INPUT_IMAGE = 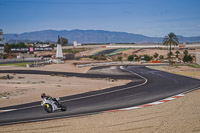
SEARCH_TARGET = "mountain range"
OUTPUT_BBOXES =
[4,29,200,44]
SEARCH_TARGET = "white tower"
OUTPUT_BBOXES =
[56,44,63,58]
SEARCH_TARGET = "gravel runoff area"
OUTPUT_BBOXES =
[0,64,200,133]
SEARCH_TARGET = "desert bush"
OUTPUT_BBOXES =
[117,56,122,61]
[128,55,134,61]
[175,51,180,58]
[183,54,193,63]
[89,54,107,60]
[182,49,193,63]
[183,50,188,55]
[128,54,138,61]
[143,54,153,61]
[159,55,164,59]
[153,52,159,59]
[0,75,14,79]
[3,54,9,59]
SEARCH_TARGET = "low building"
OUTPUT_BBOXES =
[0,29,4,58]
[34,43,50,47]
[73,40,81,46]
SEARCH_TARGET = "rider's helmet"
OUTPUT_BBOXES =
[41,93,46,98]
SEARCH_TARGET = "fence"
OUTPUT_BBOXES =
[0,58,42,64]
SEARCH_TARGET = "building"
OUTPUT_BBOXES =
[0,29,4,57]
[73,40,81,47]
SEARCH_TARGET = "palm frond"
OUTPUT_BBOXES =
[163,32,179,46]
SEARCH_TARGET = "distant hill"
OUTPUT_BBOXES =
[4,29,200,44]
[6,39,56,44]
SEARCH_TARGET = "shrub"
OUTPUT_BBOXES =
[175,51,180,58]
[93,56,99,60]
[153,52,159,59]
[183,55,193,63]
[159,55,164,59]
[128,54,139,61]
[143,54,153,61]
[3,54,9,59]
[88,55,93,58]
[128,55,134,61]
[117,56,122,61]
[133,54,139,61]
[89,55,107,60]
[183,50,188,55]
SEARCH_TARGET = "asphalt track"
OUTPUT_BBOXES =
[0,65,200,126]
[93,48,118,55]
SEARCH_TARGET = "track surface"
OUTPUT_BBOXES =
[93,49,118,55]
[0,65,200,125]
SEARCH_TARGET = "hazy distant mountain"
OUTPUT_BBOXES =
[4,29,200,44]
[6,39,55,44]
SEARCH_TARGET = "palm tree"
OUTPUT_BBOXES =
[163,32,179,59]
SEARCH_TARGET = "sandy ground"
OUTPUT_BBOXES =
[0,63,200,133]
[0,74,129,108]
[148,65,200,79]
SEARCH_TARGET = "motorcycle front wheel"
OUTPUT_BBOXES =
[44,104,53,113]
[61,105,67,111]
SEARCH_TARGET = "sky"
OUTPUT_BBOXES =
[0,0,200,37]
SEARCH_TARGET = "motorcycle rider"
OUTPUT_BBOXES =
[41,93,60,107]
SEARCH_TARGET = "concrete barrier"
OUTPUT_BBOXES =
[76,61,139,67]
[0,58,42,64]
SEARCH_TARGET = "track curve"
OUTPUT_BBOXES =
[0,65,200,125]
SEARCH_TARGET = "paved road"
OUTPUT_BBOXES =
[0,65,199,125]
[93,48,118,55]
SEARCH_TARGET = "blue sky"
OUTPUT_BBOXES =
[0,0,200,37]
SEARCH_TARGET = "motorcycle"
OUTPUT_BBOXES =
[41,97,67,113]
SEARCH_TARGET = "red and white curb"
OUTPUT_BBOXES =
[106,93,185,112]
